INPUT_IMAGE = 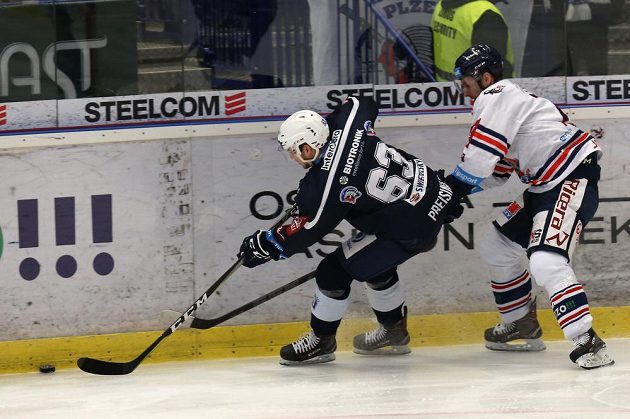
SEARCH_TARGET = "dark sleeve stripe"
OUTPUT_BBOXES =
[477,123,508,145]
[470,139,505,158]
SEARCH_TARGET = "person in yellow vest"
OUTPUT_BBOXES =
[432,0,514,81]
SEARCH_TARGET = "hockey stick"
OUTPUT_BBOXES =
[160,269,315,329]
[185,269,315,329]
[77,205,296,375]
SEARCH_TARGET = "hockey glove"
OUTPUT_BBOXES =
[436,170,465,224]
[238,230,280,268]
[444,197,465,224]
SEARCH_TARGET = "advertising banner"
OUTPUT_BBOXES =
[0,140,194,340]
[0,119,628,340]
[55,85,371,129]
[566,75,630,106]
[0,0,137,103]
[0,76,626,136]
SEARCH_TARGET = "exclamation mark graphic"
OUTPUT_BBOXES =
[55,197,77,278]
[18,199,40,281]
[92,194,114,275]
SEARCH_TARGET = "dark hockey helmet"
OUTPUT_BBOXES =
[454,44,504,80]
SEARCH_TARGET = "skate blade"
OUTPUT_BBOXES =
[279,353,336,366]
[575,348,615,370]
[485,338,546,352]
[353,344,411,356]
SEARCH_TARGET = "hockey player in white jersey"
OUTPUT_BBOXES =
[444,44,614,369]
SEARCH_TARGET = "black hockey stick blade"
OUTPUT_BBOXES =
[77,358,136,376]
[190,270,316,329]
[76,205,296,375]
[77,258,243,375]
[77,338,162,375]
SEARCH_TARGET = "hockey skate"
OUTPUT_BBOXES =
[485,297,546,352]
[353,316,411,355]
[279,330,336,366]
[570,328,614,369]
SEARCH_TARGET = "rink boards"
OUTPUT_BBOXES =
[0,80,629,373]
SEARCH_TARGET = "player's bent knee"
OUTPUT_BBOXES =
[529,250,574,289]
[316,254,352,296]
[366,269,398,290]
[479,227,524,268]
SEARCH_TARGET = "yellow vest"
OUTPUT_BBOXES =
[432,1,514,81]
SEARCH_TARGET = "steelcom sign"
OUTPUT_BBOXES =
[0,0,137,102]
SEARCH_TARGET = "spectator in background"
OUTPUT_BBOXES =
[431,0,514,81]
[565,0,625,76]
[521,0,624,77]
[308,0,342,85]
[243,0,281,88]
[520,0,565,77]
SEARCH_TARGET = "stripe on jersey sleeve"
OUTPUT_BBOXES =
[493,160,514,178]
[531,131,591,186]
[470,124,509,158]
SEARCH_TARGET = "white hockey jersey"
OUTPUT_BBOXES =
[452,79,602,193]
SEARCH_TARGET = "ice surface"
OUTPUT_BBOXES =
[1,339,629,418]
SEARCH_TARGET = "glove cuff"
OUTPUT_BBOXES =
[264,230,286,260]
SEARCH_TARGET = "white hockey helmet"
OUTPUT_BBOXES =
[277,110,329,166]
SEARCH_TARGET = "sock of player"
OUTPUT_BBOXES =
[310,287,349,336]
[365,279,405,324]
[491,270,533,323]
[530,251,593,340]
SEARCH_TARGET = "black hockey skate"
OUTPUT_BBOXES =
[485,297,546,352]
[570,328,614,369]
[279,330,336,366]
[353,316,411,355]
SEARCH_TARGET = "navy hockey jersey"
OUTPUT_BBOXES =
[268,96,454,258]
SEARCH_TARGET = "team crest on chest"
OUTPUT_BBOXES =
[339,186,362,204]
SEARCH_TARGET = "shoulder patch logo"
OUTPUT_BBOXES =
[502,201,522,220]
[339,186,362,204]
[364,120,376,136]
[286,215,309,236]
[484,85,505,95]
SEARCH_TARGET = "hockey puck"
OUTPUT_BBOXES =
[39,364,55,373]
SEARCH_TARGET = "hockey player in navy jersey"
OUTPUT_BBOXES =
[237,96,464,365]
[445,44,614,369]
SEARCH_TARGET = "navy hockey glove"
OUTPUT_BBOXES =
[444,197,465,224]
[238,230,280,268]
[436,170,465,224]
[443,173,475,197]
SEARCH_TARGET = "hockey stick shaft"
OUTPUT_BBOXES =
[189,269,316,329]
[77,205,296,375]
